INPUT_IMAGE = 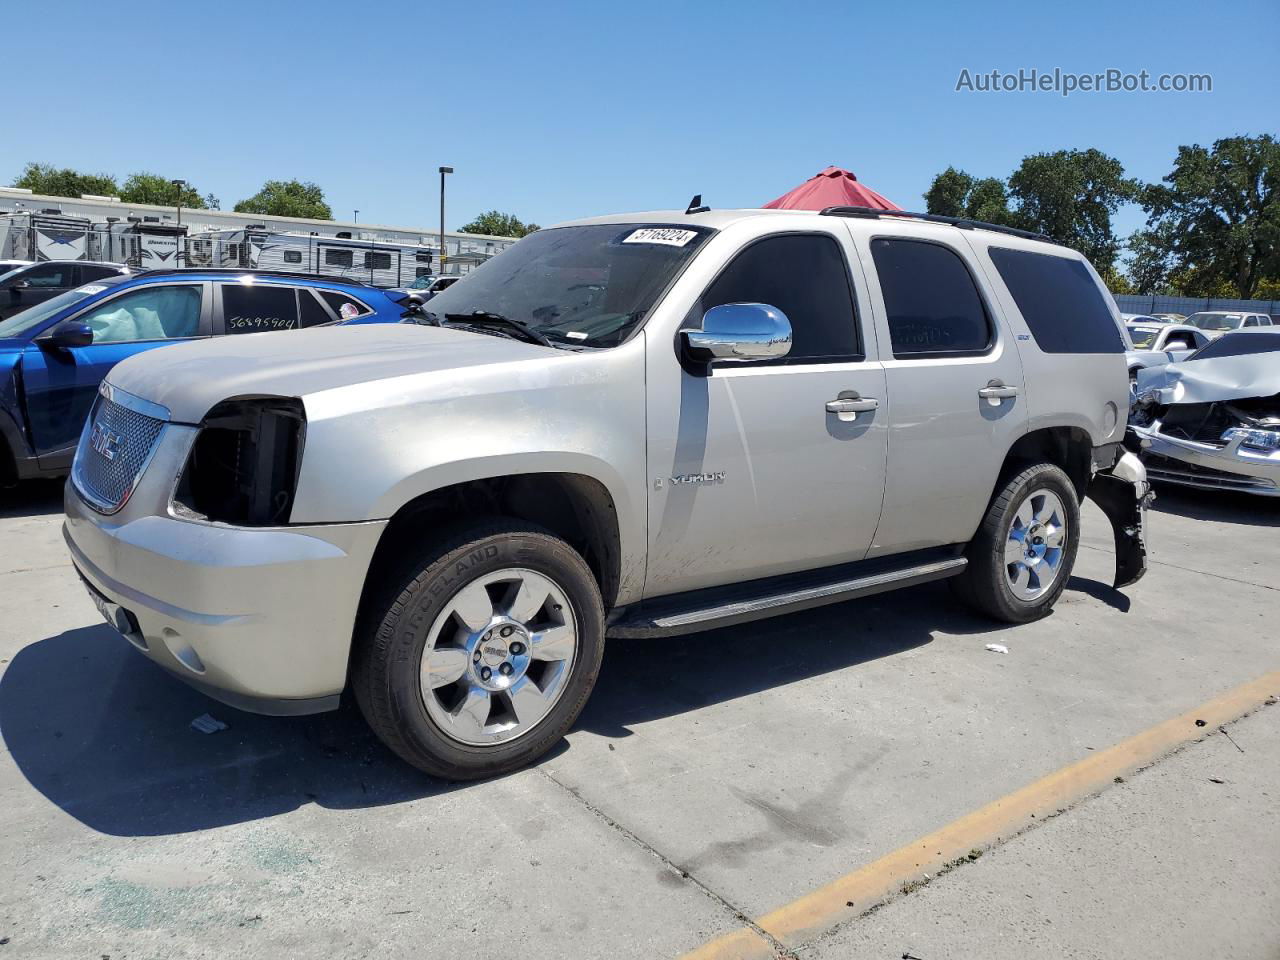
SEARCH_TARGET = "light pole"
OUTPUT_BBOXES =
[170,179,186,227]
[438,166,453,276]
[353,209,359,224]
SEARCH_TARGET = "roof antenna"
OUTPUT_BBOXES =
[685,194,710,215]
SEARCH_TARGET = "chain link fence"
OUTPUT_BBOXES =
[1115,294,1280,318]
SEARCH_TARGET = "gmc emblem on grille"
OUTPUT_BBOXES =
[90,422,122,461]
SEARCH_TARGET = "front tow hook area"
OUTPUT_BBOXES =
[1087,450,1153,589]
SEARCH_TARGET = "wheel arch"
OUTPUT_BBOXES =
[355,471,626,630]
[998,425,1093,502]
[0,406,27,486]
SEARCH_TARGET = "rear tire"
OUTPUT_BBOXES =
[952,463,1080,623]
[352,520,604,780]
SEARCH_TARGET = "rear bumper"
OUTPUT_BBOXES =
[1087,449,1152,589]
[1133,425,1280,497]
[65,482,386,714]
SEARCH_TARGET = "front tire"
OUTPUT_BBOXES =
[352,521,605,780]
[952,463,1080,623]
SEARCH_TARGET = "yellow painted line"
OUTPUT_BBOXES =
[683,670,1280,960]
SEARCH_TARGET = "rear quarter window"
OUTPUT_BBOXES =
[988,247,1124,354]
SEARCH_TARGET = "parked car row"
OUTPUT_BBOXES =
[0,268,417,484]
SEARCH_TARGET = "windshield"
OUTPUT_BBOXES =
[0,281,122,338]
[1187,332,1280,361]
[1126,326,1158,349]
[410,275,434,289]
[1186,312,1244,332]
[424,223,714,347]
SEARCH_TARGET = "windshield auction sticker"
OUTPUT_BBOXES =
[621,227,698,247]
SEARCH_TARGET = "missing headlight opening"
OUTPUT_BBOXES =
[173,398,306,526]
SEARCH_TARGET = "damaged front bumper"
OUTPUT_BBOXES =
[1131,424,1280,497]
[1086,447,1152,589]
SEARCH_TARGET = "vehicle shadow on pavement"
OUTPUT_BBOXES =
[1150,484,1280,527]
[0,624,456,837]
[0,480,64,519]
[576,580,1011,739]
[2,580,1092,837]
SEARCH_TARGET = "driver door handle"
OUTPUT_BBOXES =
[826,395,879,421]
[978,382,1019,401]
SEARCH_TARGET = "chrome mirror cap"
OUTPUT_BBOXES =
[681,302,793,362]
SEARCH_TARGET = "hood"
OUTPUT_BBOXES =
[105,324,554,423]
[1135,353,1280,406]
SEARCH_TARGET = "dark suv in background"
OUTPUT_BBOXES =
[0,261,132,321]
[0,269,410,484]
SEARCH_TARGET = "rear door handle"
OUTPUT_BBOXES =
[826,395,879,421]
[978,382,1019,402]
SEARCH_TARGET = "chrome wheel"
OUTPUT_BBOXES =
[1004,488,1069,602]
[419,568,577,746]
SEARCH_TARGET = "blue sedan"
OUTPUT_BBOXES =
[0,269,411,484]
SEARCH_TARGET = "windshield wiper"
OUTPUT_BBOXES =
[444,311,555,348]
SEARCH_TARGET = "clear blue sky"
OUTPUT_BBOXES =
[3,0,1274,237]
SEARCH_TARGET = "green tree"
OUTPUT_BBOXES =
[924,167,973,217]
[924,167,1015,225]
[1139,135,1280,299]
[119,172,208,209]
[1123,225,1178,294]
[1007,149,1139,271]
[459,210,540,238]
[12,162,118,198]
[234,180,333,219]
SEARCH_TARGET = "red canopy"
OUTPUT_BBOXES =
[763,166,901,211]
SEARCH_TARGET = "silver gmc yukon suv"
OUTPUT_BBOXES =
[63,207,1150,779]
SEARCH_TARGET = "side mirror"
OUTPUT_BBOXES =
[398,292,428,322]
[681,303,793,362]
[40,319,94,349]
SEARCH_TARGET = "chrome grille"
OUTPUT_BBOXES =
[72,394,166,513]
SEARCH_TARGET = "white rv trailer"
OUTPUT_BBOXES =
[184,228,438,287]
[89,219,188,270]
[0,211,93,261]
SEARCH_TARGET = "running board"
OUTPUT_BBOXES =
[607,556,967,639]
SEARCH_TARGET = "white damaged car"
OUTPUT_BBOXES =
[1131,329,1280,496]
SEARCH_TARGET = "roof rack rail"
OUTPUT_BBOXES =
[135,267,375,287]
[818,206,1052,243]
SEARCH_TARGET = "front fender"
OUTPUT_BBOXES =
[1087,449,1151,588]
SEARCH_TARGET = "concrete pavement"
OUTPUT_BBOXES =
[0,479,1276,958]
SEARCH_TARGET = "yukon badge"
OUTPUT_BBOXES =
[90,421,122,461]
[656,471,726,489]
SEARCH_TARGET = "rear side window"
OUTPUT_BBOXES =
[81,264,121,282]
[988,247,1123,354]
[23,263,72,287]
[319,290,371,321]
[871,238,991,357]
[694,233,860,363]
[299,289,334,327]
[222,283,301,333]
